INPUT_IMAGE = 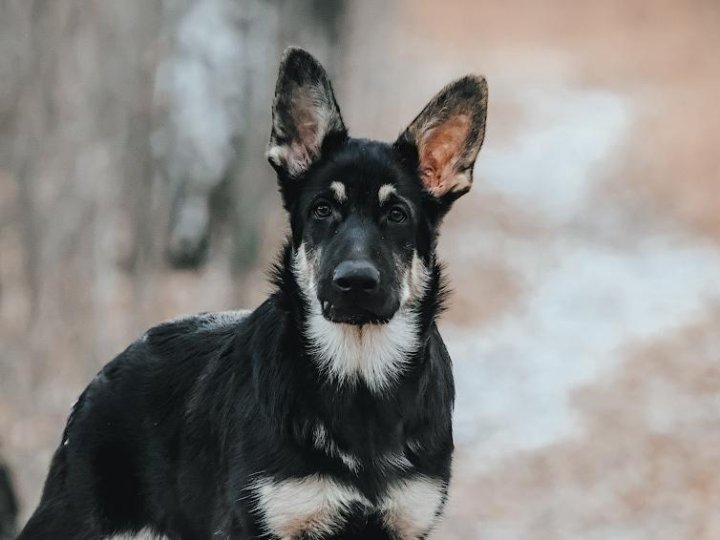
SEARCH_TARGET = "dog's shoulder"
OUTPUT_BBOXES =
[127,309,252,367]
[143,309,252,347]
[61,310,258,448]
[76,310,253,415]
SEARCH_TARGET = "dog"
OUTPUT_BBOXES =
[18,48,487,539]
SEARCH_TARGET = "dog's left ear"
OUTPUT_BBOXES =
[395,75,488,201]
[267,47,347,179]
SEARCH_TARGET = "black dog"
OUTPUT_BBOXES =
[19,48,487,539]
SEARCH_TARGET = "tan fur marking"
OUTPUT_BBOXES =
[330,181,347,202]
[253,475,370,538]
[378,183,397,204]
[381,476,446,539]
[418,113,472,196]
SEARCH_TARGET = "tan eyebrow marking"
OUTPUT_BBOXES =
[378,184,397,204]
[330,181,347,203]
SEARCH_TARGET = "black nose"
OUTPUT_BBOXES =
[332,260,380,294]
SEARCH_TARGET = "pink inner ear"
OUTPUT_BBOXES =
[291,91,321,155]
[418,114,471,196]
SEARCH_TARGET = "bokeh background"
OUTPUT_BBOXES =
[2,0,720,538]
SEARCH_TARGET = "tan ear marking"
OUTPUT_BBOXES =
[418,113,472,196]
[267,48,346,178]
[396,74,487,200]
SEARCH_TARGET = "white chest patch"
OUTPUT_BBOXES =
[380,476,447,539]
[293,245,429,392]
[251,475,370,539]
[251,474,446,540]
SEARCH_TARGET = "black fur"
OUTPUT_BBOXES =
[19,48,487,540]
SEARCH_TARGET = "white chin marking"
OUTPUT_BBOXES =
[308,310,420,392]
[293,244,430,392]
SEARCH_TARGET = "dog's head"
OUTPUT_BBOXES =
[268,48,487,326]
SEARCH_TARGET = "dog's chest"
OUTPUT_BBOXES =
[251,474,445,539]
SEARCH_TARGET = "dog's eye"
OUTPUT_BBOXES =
[312,202,333,219]
[388,206,408,223]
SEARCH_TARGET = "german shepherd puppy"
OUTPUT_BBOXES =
[19,48,487,540]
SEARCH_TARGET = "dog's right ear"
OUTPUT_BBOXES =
[267,48,347,179]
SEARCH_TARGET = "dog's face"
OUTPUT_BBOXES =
[268,48,487,326]
[288,141,432,325]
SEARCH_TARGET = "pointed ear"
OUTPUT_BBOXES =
[267,48,347,179]
[395,75,488,200]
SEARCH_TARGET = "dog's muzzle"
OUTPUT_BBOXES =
[318,260,397,325]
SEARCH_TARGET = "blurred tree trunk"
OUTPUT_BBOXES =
[0,0,162,364]
[153,0,343,284]
[153,0,346,303]
[0,0,347,337]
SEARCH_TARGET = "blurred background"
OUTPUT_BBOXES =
[1,0,720,538]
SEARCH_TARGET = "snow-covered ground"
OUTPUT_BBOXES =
[449,78,720,465]
[428,52,720,538]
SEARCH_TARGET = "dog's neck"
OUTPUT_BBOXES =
[301,299,422,393]
[273,242,445,393]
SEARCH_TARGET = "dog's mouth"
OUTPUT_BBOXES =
[320,300,394,326]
